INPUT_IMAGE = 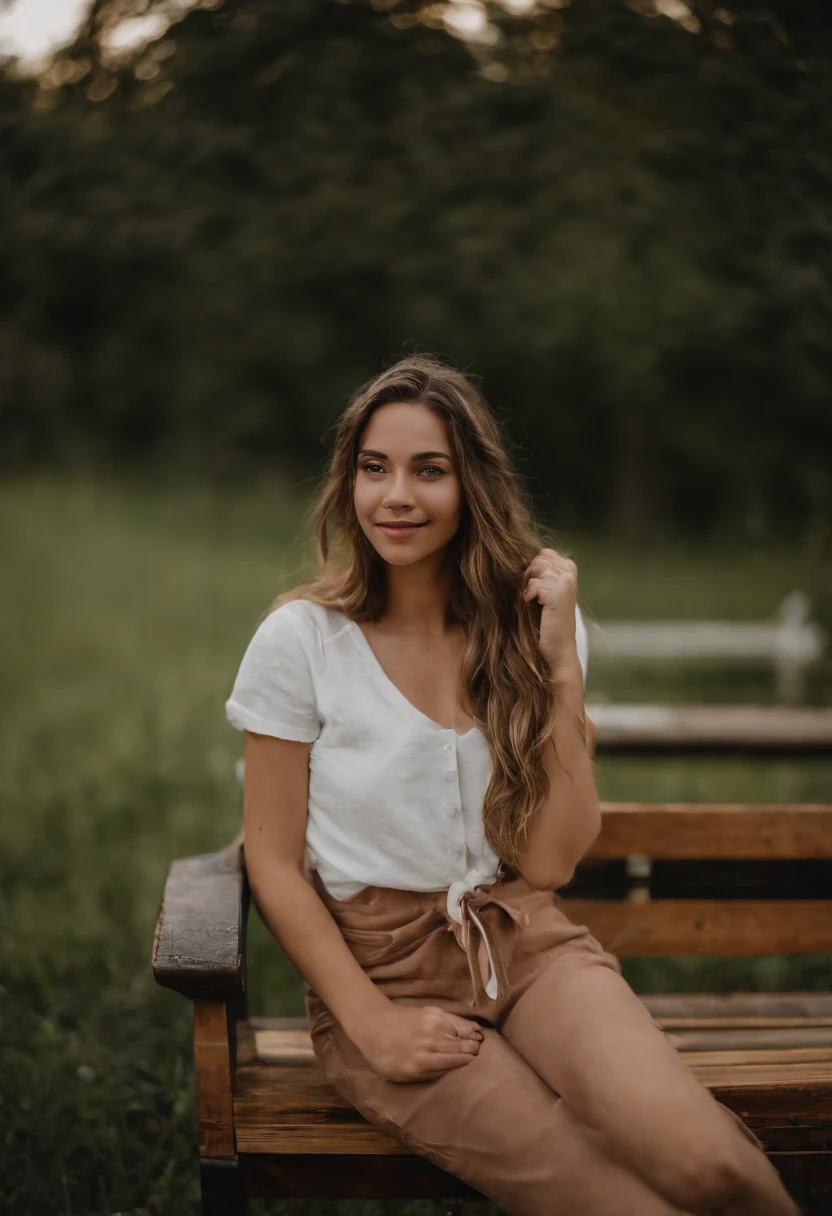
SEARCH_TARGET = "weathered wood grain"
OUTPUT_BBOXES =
[195,1000,236,1158]
[586,802,832,860]
[640,993,832,1019]
[664,1031,832,1052]
[152,835,249,999]
[563,898,832,955]
[246,1008,832,1066]
[231,1065,832,1156]
[231,1021,832,1156]
[155,812,832,1200]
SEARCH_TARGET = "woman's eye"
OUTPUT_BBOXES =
[361,462,384,474]
[419,466,444,478]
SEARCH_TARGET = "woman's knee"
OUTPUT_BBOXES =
[658,1146,747,1213]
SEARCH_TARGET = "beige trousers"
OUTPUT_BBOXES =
[305,872,799,1216]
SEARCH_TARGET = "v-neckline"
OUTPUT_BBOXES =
[345,616,480,740]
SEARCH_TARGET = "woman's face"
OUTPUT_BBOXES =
[353,401,464,567]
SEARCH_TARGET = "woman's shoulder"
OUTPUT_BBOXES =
[265,596,353,653]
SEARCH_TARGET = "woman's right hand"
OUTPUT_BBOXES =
[353,1003,484,1082]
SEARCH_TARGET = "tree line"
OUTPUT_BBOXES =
[1,0,831,540]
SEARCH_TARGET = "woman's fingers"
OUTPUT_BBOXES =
[524,551,576,583]
[442,1012,484,1039]
[424,1032,480,1057]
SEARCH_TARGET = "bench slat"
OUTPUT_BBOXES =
[252,1024,832,1063]
[233,1022,832,1155]
[248,1006,832,1066]
[640,993,832,1019]
[233,1069,832,1156]
[673,1047,832,1067]
[587,803,832,859]
[563,899,832,955]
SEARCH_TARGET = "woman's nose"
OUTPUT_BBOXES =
[382,470,415,507]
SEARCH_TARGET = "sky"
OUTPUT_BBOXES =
[0,0,695,72]
[0,0,90,62]
[0,0,526,65]
[0,0,175,64]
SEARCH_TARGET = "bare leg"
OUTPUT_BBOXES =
[501,947,800,1216]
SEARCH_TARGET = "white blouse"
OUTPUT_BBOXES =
[225,598,588,994]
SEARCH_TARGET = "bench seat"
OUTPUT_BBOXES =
[231,995,832,1195]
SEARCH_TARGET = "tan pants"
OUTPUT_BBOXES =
[306,873,799,1216]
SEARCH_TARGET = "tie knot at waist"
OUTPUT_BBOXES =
[443,870,529,1003]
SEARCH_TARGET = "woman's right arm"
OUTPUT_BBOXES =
[241,729,483,1082]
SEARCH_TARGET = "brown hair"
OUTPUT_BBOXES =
[272,350,565,872]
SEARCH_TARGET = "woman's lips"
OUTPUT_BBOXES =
[376,522,428,539]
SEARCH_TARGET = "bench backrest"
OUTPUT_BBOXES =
[565,802,832,958]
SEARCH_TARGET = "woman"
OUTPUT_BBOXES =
[225,352,798,1216]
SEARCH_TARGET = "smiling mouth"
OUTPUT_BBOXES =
[376,521,428,529]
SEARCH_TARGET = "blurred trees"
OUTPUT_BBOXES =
[1,0,831,541]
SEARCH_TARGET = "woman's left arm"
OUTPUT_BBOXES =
[514,550,602,891]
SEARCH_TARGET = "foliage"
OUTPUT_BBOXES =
[1,1,831,541]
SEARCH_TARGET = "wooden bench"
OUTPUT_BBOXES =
[152,802,832,1214]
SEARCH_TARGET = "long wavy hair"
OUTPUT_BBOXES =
[271,350,571,873]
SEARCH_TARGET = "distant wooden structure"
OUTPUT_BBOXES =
[590,703,832,756]
[587,590,826,701]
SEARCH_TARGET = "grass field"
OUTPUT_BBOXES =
[1,472,830,1216]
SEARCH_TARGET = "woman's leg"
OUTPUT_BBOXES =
[313,1019,703,1216]
[500,941,800,1216]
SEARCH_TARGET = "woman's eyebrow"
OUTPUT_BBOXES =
[358,449,453,462]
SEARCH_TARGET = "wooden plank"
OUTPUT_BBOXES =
[640,993,832,1019]
[590,705,832,753]
[585,803,832,860]
[252,1027,832,1065]
[233,1073,832,1156]
[153,835,249,999]
[563,899,832,955]
[194,999,236,1158]
[253,1001,832,1026]
[666,1029,832,1053]
[690,1062,832,1086]
[675,1047,832,1067]
[248,1011,832,1066]
[233,1025,832,1156]
[252,1028,315,1065]
[660,1019,832,1030]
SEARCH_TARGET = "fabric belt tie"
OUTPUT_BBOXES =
[445,869,529,1004]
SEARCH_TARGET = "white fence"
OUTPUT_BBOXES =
[587,590,826,701]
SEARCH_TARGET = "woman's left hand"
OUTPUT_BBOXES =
[522,548,580,673]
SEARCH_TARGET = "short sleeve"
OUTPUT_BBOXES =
[575,604,589,691]
[224,605,322,743]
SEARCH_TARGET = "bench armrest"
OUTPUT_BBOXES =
[152,833,249,1001]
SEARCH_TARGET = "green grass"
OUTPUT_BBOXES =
[1,472,830,1216]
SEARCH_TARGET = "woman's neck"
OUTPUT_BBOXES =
[381,555,456,635]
